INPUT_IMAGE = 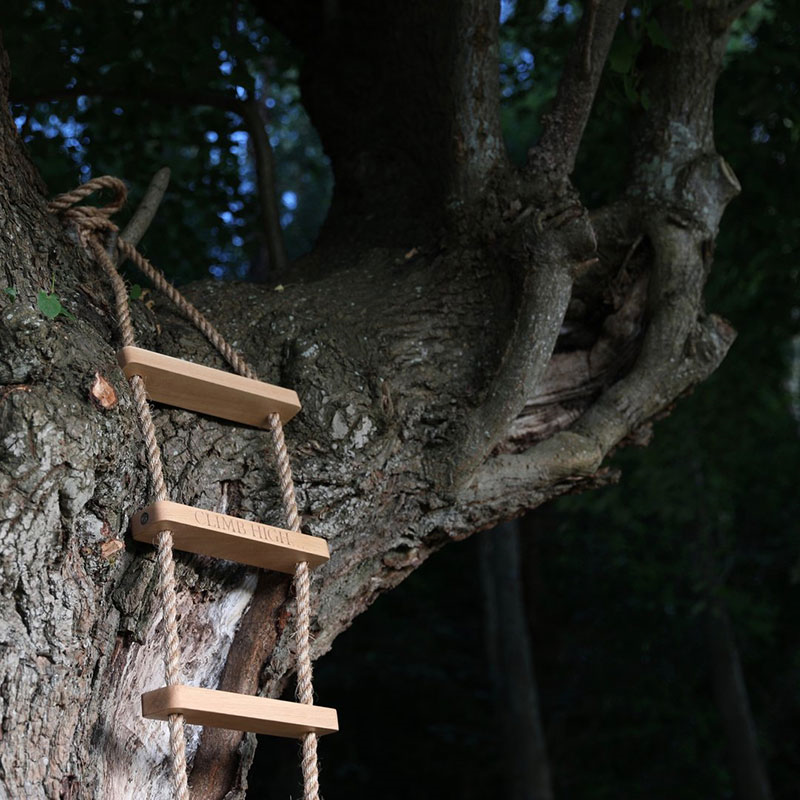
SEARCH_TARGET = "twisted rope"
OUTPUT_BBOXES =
[49,177,190,800]
[49,176,321,800]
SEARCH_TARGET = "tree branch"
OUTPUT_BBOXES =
[447,0,507,200]
[527,0,627,182]
[240,100,288,276]
[112,166,171,268]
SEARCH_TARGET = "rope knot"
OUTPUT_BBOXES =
[47,175,127,246]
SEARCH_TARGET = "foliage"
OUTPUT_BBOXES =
[4,0,331,284]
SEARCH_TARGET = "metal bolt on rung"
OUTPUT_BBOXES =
[141,512,149,524]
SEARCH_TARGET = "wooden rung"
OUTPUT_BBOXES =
[132,501,329,572]
[117,346,301,427]
[142,685,338,738]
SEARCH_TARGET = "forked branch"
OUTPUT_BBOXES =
[468,1,742,515]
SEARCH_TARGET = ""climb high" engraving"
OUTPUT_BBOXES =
[193,509,292,546]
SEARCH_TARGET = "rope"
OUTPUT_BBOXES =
[49,177,190,800]
[48,176,321,800]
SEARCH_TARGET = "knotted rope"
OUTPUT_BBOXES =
[49,176,320,800]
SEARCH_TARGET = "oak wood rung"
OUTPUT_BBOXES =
[132,501,329,572]
[142,685,338,738]
[118,346,301,427]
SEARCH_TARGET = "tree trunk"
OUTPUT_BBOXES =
[480,522,554,800]
[706,598,774,800]
[0,3,750,797]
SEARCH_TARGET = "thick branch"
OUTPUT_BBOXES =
[451,236,573,484]
[527,0,627,182]
[450,196,601,487]
[448,0,506,199]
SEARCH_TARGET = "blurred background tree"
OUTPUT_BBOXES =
[3,0,797,797]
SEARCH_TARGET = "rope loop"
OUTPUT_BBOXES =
[49,175,127,246]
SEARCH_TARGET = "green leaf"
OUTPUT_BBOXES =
[646,19,672,50]
[609,31,641,74]
[129,283,143,300]
[3,286,17,302]
[37,290,62,318]
[623,73,639,105]
[37,290,75,321]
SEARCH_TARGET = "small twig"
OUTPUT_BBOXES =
[0,384,31,402]
[116,167,171,268]
[619,234,644,273]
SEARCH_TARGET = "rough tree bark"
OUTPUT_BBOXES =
[0,2,752,798]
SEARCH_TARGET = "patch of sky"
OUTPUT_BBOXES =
[541,0,576,24]
[499,41,535,98]
[282,190,298,210]
[751,123,770,144]
[500,0,516,24]
[205,131,219,143]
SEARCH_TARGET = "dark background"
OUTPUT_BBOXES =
[3,1,798,797]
